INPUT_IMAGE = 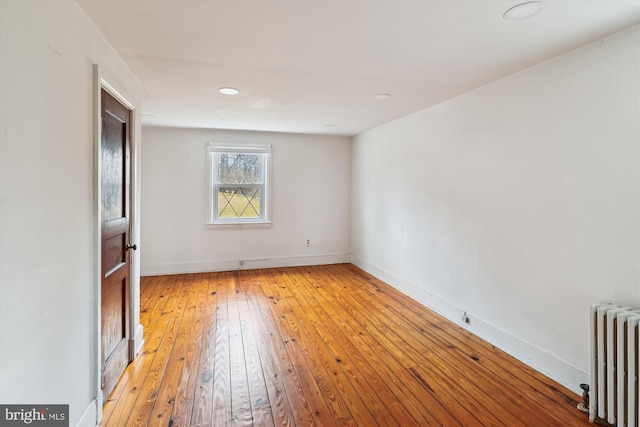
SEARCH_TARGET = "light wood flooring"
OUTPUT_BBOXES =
[101,264,590,426]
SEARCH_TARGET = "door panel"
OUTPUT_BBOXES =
[102,110,125,221]
[103,234,125,275]
[100,88,132,401]
[102,276,126,364]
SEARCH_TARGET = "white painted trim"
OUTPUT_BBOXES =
[207,142,272,153]
[132,324,145,357]
[206,221,273,230]
[91,64,103,425]
[128,84,143,361]
[350,254,588,395]
[207,143,272,225]
[75,399,98,427]
[141,253,351,276]
[100,79,135,111]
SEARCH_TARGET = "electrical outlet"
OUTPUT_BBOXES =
[305,239,311,246]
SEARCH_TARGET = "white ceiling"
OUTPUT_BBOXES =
[78,0,639,136]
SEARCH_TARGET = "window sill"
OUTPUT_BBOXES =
[206,221,272,230]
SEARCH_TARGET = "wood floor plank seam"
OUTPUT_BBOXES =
[295,267,477,425]
[327,264,571,426]
[293,267,464,426]
[101,265,590,427]
[308,265,529,426]
[237,271,295,426]
[260,268,356,426]
[103,274,188,426]
[128,274,196,426]
[211,271,232,426]
[169,273,211,427]
[336,264,586,425]
[188,272,218,427]
[148,275,201,425]
[280,268,408,427]
[270,268,380,426]
[232,271,277,427]
[248,268,318,426]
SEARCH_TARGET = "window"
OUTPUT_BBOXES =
[208,143,271,226]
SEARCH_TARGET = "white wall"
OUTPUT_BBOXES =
[351,26,639,394]
[0,1,143,425]
[141,127,351,275]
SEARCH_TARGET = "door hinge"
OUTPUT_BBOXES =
[101,372,105,390]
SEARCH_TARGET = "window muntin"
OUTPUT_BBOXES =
[208,144,271,225]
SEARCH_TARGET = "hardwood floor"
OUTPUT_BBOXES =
[102,264,590,426]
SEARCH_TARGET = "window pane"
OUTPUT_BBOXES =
[217,154,262,184]
[208,145,270,225]
[217,186,261,218]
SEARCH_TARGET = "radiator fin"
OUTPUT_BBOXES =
[590,303,640,427]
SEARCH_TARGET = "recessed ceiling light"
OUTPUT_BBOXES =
[219,118,234,123]
[218,87,240,95]
[374,94,391,100]
[503,2,543,20]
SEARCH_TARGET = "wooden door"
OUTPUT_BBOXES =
[100,88,134,400]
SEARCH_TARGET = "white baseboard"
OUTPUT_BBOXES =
[350,254,587,396]
[132,324,144,356]
[76,399,98,427]
[141,253,351,276]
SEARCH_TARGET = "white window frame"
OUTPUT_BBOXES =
[207,143,272,228]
